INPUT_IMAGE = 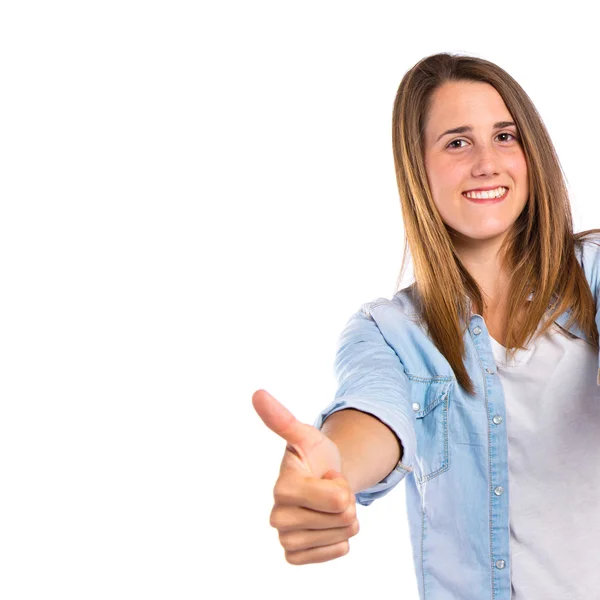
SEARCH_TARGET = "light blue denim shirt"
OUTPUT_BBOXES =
[313,236,600,600]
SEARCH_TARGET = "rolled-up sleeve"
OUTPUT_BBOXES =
[313,302,416,506]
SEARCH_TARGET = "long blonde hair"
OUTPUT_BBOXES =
[392,52,600,396]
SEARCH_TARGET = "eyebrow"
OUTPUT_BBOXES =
[435,121,516,143]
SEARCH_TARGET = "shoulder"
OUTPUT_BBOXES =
[575,232,600,260]
[357,284,419,321]
[575,232,600,275]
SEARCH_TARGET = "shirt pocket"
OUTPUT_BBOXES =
[410,377,452,485]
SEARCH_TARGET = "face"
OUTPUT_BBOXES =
[423,80,529,250]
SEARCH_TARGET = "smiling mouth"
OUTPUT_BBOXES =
[462,187,509,203]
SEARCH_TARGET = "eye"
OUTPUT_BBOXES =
[447,138,467,149]
[446,132,518,150]
[497,132,517,142]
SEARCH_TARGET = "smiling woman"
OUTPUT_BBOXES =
[392,54,600,394]
[255,51,600,600]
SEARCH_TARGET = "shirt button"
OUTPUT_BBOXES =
[494,486,504,496]
[495,559,506,569]
[486,367,494,374]
[473,326,482,335]
[493,415,503,425]
[412,402,420,411]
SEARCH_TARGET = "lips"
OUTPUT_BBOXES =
[463,187,509,204]
[462,185,508,194]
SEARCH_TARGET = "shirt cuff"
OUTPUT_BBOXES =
[313,395,415,506]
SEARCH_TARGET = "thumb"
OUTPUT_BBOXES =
[252,388,323,448]
[252,388,341,477]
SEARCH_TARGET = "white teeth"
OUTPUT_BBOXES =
[463,186,507,199]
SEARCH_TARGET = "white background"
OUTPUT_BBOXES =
[0,1,598,599]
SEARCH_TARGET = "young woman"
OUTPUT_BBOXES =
[252,52,600,599]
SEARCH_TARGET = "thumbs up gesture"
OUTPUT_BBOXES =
[252,389,359,565]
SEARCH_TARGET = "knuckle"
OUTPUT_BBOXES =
[348,519,360,537]
[273,481,293,505]
[334,541,350,558]
[270,505,294,531]
[331,488,351,512]
[278,531,296,551]
[269,506,282,529]
[340,503,356,525]
[285,550,305,566]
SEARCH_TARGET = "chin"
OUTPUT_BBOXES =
[448,225,512,243]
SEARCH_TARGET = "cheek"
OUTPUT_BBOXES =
[428,168,463,211]
[509,152,528,181]
[428,157,461,192]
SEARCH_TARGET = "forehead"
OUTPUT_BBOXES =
[425,81,512,139]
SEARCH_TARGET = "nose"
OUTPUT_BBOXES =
[471,143,500,178]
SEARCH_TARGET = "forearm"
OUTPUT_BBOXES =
[320,408,403,495]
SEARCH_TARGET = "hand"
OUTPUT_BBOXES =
[252,389,359,565]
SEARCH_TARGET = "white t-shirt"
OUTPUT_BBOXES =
[488,314,600,598]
